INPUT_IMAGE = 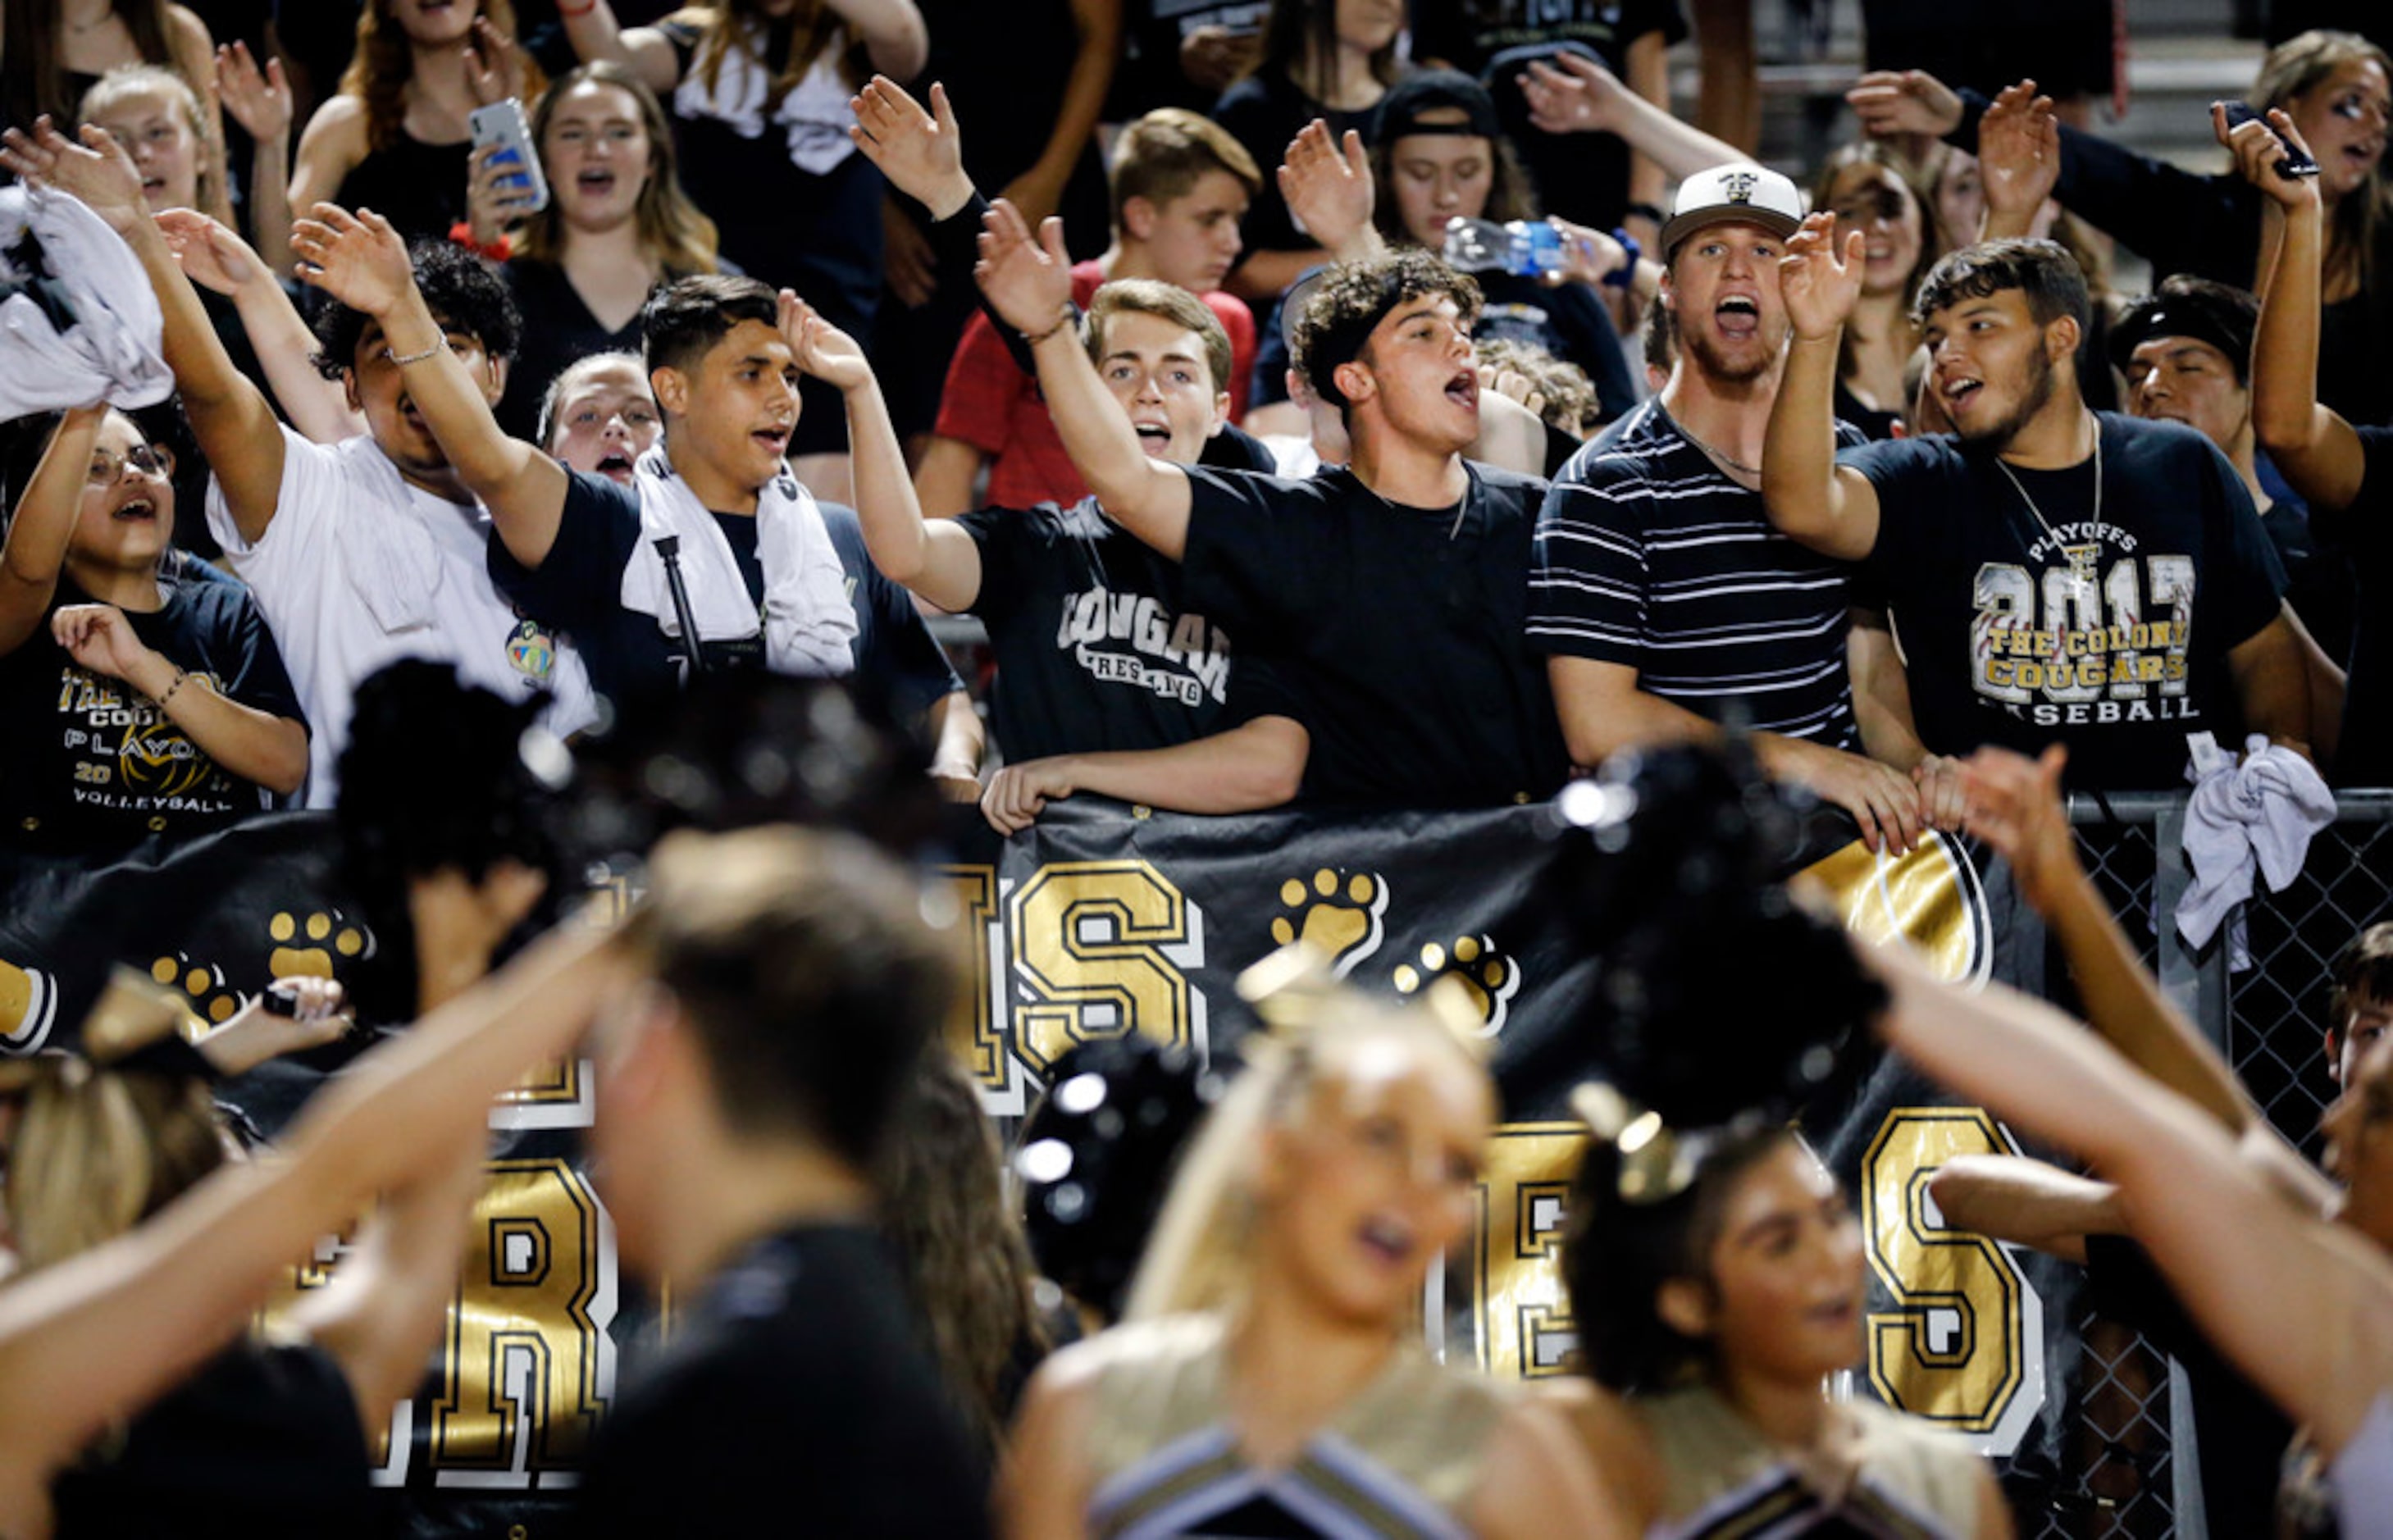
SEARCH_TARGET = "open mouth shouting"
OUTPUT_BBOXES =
[1129,414,1174,456]
[595,450,636,481]
[1443,367,1479,412]
[574,166,619,199]
[1940,373,1985,417]
[111,494,159,523]
[751,424,792,459]
[1714,294,1762,341]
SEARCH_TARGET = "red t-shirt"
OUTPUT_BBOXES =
[933,260,1256,511]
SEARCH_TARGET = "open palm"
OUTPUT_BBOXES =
[1780,212,1864,342]
[290,204,413,317]
[0,119,149,234]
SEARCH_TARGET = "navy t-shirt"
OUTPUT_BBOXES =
[2316,426,2393,788]
[487,472,770,711]
[955,498,1297,765]
[0,570,306,851]
[1844,414,2287,790]
[1178,461,1570,805]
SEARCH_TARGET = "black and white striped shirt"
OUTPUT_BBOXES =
[1526,399,1862,748]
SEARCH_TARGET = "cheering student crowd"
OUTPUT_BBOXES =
[0,0,2391,1536]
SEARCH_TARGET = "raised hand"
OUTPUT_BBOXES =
[463,16,531,107]
[156,208,270,294]
[1179,25,1259,96]
[214,40,293,145]
[52,604,161,686]
[1547,216,1627,289]
[1977,80,2060,230]
[1779,211,1866,343]
[0,118,150,234]
[1845,69,1964,139]
[2213,102,2322,212]
[1279,119,1374,257]
[1520,53,1626,135]
[847,75,975,221]
[1956,744,2078,914]
[974,198,1075,340]
[466,141,541,247]
[777,289,873,393]
[289,203,415,318]
[1479,361,1546,421]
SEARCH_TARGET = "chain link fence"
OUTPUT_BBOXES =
[2026,791,2393,1539]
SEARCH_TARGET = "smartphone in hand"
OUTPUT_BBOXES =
[468,98,551,214]
[2219,100,2319,180]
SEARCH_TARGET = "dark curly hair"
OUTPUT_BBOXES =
[1912,237,2090,335]
[310,239,523,380]
[1288,249,1483,417]
[1562,1121,1790,1393]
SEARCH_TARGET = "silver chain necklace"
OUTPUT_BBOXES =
[1992,412,2103,564]
[1679,420,1762,480]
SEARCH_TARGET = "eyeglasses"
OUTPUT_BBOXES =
[85,444,175,485]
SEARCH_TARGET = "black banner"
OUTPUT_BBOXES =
[0,802,2094,1530]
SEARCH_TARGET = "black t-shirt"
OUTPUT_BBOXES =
[819,503,965,721]
[956,498,1295,763]
[569,1224,990,1540]
[51,1341,376,1540]
[1844,414,2287,791]
[2318,426,2393,788]
[0,572,305,852]
[486,472,776,711]
[1210,70,1381,274]
[495,258,653,442]
[334,133,471,247]
[2084,1233,2290,1540]
[1408,0,1688,228]
[1110,0,1272,117]
[1178,461,1570,804]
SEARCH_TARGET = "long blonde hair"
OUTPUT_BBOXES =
[1122,958,1490,1324]
[515,62,718,276]
[77,64,222,218]
[2253,30,2393,300]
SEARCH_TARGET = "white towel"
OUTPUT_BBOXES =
[2175,731,2336,952]
[619,445,856,677]
[0,185,172,417]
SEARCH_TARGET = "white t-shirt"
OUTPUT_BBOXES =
[207,427,596,804]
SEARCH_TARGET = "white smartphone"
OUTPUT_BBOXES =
[467,98,550,216]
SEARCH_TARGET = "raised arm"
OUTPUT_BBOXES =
[215,39,295,278]
[291,203,569,568]
[554,0,682,93]
[2231,107,2369,511]
[0,917,619,1506]
[0,406,106,656]
[2227,609,2315,759]
[1520,52,1748,185]
[1762,213,1882,559]
[978,714,1309,834]
[787,289,984,613]
[0,121,288,546]
[1867,937,2393,1455]
[1278,120,1385,266]
[823,0,928,84]
[977,199,1193,558]
[1974,82,2060,242]
[155,209,365,444]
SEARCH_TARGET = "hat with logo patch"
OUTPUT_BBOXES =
[1659,163,1803,258]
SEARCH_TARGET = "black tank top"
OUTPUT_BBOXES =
[335,130,472,244]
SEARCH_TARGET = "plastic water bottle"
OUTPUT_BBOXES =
[1441,217,1566,279]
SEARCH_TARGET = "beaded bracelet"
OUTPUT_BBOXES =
[156,667,191,708]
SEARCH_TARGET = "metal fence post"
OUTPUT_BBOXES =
[2149,801,2213,1540]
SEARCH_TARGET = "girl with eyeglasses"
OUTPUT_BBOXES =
[0,406,308,850]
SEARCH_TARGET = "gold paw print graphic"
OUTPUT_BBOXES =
[1392,936,1522,1037]
[1268,868,1388,977]
[149,952,239,1027]
[267,909,368,980]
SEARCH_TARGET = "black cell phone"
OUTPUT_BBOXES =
[258,982,301,1018]
[2219,100,2319,180]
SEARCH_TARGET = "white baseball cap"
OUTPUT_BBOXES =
[1660,164,1803,257]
